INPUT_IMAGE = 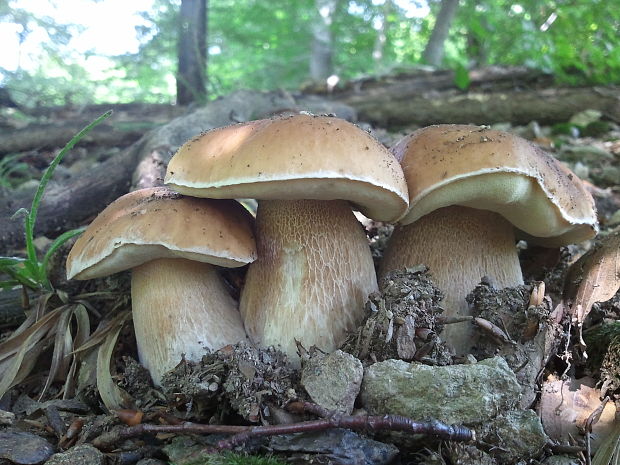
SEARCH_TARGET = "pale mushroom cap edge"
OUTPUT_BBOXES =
[164,114,409,222]
[66,187,257,280]
[392,125,598,246]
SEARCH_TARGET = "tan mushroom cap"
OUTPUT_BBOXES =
[392,124,598,246]
[66,187,256,280]
[164,114,409,222]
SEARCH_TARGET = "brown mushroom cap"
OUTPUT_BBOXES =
[392,125,598,246]
[164,114,409,222]
[66,187,256,280]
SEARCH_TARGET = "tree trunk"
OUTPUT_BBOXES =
[176,0,207,105]
[310,0,337,82]
[422,0,460,67]
[373,0,392,67]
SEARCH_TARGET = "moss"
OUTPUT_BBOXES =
[176,451,287,465]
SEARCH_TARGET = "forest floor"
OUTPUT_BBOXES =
[0,94,619,465]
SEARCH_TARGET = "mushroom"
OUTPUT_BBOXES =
[66,187,256,384]
[165,114,409,362]
[380,125,598,355]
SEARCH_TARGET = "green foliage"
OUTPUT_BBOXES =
[453,62,470,90]
[0,154,29,188]
[0,0,619,105]
[453,0,620,84]
[0,111,112,291]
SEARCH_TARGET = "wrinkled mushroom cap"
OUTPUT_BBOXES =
[392,125,598,246]
[164,114,409,222]
[66,187,256,280]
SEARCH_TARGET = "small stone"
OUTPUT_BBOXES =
[301,350,363,414]
[269,428,398,465]
[481,410,548,463]
[136,460,169,465]
[45,444,105,465]
[0,431,54,464]
[360,357,521,425]
[0,409,14,426]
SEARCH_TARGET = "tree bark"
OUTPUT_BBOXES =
[422,0,460,67]
[177,0,207,105]
[310,0,337,82]
[0,122,144,157]
[372,0,392,66]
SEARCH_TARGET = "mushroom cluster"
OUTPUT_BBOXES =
[165,114,409,363]
[66,118,598,383]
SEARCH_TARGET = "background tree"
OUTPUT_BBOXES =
[309,0,338,82]
[176,0,207,104]
[422,0,460,66]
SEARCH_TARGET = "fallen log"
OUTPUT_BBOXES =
[318,66,620,126]
[335,85,620,127]
[0,121,151,157]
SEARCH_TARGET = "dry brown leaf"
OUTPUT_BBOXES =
[539,375,617,452]
[0,305,67,398]
[96,311,133,411]
[565,231,620,324]
[38,304,88,400]
[73,310,130,355]
[592,417,620,465]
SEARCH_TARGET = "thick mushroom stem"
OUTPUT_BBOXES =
[131,257,246,385]
[240,199,377,364]
[380,206,523,355]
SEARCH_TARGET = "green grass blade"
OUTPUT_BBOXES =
[25,110,112,265]
[40,227,85,288]
[0,257,26,267]
[10,208,28,220]
[0,281,21,290]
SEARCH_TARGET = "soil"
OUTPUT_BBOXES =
[160,342,301,423]
[340,266,452,365]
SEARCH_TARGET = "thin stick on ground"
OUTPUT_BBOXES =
[92,401,475,452]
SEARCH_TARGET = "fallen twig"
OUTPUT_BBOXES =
[92,401,474,452]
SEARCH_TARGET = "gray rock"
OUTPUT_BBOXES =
[136,460,169,465]
[481,410,549,463]
[543,456,581,465]
[301,349,363,414]
[0,431,54,464]
[360,357,521,425]
[45,445,105,465]
[269,428,398,465]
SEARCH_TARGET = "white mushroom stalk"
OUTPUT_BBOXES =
[66,188,257,385]
[381,125,598,355]
[131,258,246,384]
[240,199,377,361]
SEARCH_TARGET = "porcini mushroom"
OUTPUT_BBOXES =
[66,187,256,384]
[380,125,598,354]
[165,114,408,361]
